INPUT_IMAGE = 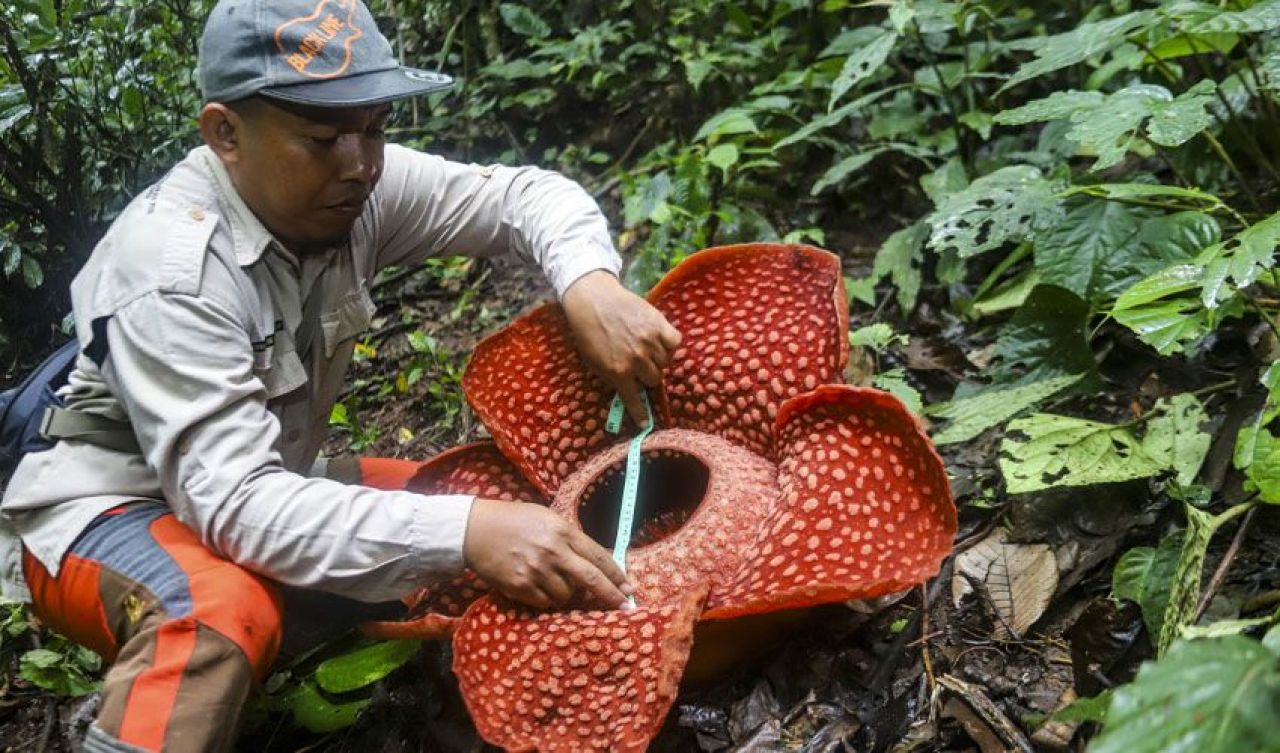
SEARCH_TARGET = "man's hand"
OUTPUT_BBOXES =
[561,270,681,426]
[463,498,635,610]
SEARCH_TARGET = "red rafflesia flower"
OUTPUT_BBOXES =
[364,244,956,752]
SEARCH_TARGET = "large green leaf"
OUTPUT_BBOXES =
[997,83,1215,169]
[829,30,898,110]
[999,11,1159,92]
[871,221,926,312]
[498,3,552,38]
[314,640,420,695]
[973,284,1100,394]
[1092,628,1280,753]
[1033,198,1148,306]
[1113,533,1182,643]
[1112,265,1213,354]
[928,373,1084,445]
[284,680,370,734]
[1197,209,1280,308]
[925,165,1063,258]
[999,413,1165,494]
[1142,394,1212,486]
[1158,504,1254,655]
[1182,0,1280,34]
[1237,426,1280,504]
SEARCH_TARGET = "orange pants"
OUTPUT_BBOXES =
[23,457,422,753]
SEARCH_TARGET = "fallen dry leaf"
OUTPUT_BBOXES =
[952,528,1058,639]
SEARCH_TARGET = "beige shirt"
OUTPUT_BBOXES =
[0,144,620,603]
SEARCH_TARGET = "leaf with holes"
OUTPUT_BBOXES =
[829,30,898,110]
[951,528,1058,639]
[1157,504,1253,656]
[1091,626,1280,753]
[1142,394,1212,486]
[1112,265,1214,354]
[1113,533,1181,642]
[928,373,1084,445]
[999,11,1159,92]
[872,221,926,312]
[1237,427,1280,504]
[925,165,1063,258]
[1000,413,1164,494]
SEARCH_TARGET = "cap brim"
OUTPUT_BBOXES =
[259,67,453,108]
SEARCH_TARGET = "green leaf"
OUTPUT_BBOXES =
[498,3,551,38]
[285,680,369,733]
[919,158,968,205]
[976,284,1100,393]
[2,242,19,277]
[928,373,1084,445]
[999,11,1159,92]
[1181,614,1277,640]
[871,222,926,312]
[849,322,908,352]
[1062,182,1229,211]
[872,368,922,416]
[1033,198,1148,307]
[1158,504,1254,656]
[1112,265,1212,354]
[1000,413,1165,494]
[925,165,1063,258]
[1144,32,1239,60]
[315,640,420,695]
[329,403,350,427]
[829,31,898,109]
[694,109,758,143]
[1142,394,1211,486]
[1067,85,1169,170]
[995,90,1105,125]
[1197,209,1280,308]
[774,86,900,150]
[957,111,993,140]
[1237,427,1280,504]
[1184,0,1280,34]
[1113,534,1182,642]
[706,143,739,175]
[811,150,880,195]
[1146,80,1217,148]
[1052,689,1113,724]
[21,255,42,289]
[1093,630,1280,753]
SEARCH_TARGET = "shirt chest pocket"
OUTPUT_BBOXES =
[319,286,376,359]
[253,325,308,399]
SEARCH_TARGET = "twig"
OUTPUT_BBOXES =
[920,583,936,697]
[1194,506,1256,622]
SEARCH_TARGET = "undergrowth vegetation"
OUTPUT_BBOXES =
[4,0,1280,749]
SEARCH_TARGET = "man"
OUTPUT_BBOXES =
[0,1,681,750]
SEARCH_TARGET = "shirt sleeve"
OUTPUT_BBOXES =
[101,290,473,603]
[372,144,622,298]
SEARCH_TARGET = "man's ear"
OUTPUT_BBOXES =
[199,103,244,164]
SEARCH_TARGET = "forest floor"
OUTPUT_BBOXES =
[2,236,1278,753]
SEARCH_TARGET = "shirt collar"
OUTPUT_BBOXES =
[194,146,275,267]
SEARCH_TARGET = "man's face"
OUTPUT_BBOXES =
[224,99,391,251]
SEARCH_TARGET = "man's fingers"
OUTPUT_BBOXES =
[558,551,630,608]
[536,568,576,606]
[616,379,649,427]
[658,320,682,354]
[633,356,664,389]
[568,529,632,591]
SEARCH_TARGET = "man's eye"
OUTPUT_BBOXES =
[308,134,338,145]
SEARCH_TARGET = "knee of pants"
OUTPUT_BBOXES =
[182,560,284,681]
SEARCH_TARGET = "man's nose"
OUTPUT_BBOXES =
[336,134,379,184]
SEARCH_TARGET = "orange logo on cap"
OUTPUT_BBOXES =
[274,0,364,79]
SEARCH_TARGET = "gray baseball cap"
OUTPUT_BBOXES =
[198,0,453,107]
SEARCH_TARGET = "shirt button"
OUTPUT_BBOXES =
[188,208,205,222]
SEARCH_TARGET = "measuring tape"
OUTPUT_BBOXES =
[605,391,654,606]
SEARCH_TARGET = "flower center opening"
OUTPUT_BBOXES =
[578,449,710,550]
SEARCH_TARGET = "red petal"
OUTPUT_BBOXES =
[648,244,849,460]
[463,304,665,496]
[550,429,777,608]
[704,386,955,620]
[362,442,546,639]
[453,586,708,752]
